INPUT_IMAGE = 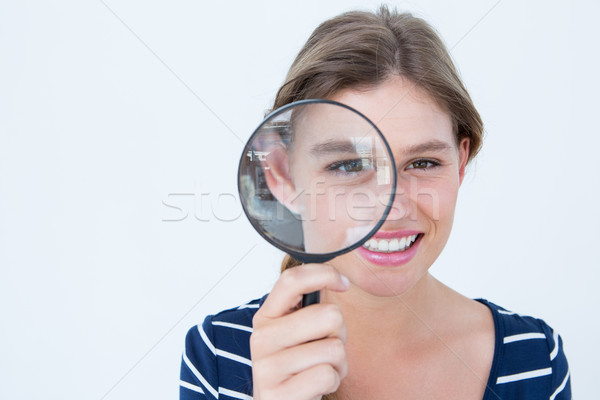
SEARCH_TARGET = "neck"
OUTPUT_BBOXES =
[323,272,449,349]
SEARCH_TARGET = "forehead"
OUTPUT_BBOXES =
[328,77,455,150]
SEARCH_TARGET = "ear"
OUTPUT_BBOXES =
[458,138,470,186]
[261,143,301,214]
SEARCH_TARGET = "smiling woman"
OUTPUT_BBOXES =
[179,5,571,400]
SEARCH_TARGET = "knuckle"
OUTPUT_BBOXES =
[340,359,349,380]
[317,364,340,393]
[251,357,271,379]
[339,322,347,344]
[322,302,339,316]
[326,265,339,283]
[249,329,265,350]
[252,311,263,327]
[322,304,344,328]
[280,267,300,289]
[326,338,345,362]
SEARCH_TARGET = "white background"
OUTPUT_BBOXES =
[1,0,598,398]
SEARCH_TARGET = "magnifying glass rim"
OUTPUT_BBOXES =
[237,98,397,264]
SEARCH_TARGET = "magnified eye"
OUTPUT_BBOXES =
[327,158,372,174]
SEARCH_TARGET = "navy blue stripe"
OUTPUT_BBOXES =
[181,295,571,400]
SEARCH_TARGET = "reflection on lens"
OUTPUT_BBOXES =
[238,100,395,258]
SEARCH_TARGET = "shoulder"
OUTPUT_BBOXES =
[208,293,267,331]
[476,299,572,400]
[189,293,267,355]
[179,294,268,399]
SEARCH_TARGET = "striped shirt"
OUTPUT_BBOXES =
[180,294,571,399]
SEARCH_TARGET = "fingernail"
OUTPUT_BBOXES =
[340,273,350,288]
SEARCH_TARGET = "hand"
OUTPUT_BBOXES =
[250,263,350,400]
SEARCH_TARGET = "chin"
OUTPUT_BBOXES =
[360,268,428,297]
[332,253,429,298]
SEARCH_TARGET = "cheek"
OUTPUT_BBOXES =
[300,184,384,253]
[412,178,460,223]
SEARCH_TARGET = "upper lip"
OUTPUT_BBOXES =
[372,230,422,239]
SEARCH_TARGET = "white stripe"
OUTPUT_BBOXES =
[549,369,570,400]
[550,331,559,361]
[503,332,546,344]
[496,367,552,384]
[498,309,516,315]
[180,380,205,394]
[219,387,253,400]
[182,353,219,399]
[216,349,253,366]
[198,324,216,355]
[238,303,260,309]
[213,321,253,333]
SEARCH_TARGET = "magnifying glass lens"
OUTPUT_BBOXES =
[239,100,395,260]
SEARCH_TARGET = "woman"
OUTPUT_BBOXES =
[180,6,571,400]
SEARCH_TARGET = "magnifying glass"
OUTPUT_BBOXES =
[238,99,396,307]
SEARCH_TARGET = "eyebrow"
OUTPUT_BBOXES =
[402,139,453,156]
[309,138,453,157]
[310,140,357,156]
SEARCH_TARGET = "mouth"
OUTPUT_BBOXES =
[356,231,423,266]
[361,234,421,253]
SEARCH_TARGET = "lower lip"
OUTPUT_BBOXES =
[356,235,422,266]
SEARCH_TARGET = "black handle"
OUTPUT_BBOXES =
[295,254,328,307]
[301,290,320,307]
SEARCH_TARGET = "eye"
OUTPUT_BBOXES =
[406,159,440,170]
[327,158,372,173]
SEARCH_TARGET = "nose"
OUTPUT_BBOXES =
[384,177,415,222]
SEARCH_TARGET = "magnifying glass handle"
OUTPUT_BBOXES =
[302,291,320,307]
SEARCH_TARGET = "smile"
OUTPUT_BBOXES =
[361,235,419,253]
[356,231,423,266]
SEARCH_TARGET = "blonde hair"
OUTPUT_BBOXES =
[275,7,483,396]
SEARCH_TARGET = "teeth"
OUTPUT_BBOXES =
[368,240,378,251]
[362,234,419,253]
[399,237,407,249]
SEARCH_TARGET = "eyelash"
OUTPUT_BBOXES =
[406,159,441,170]
[325,158,440,176]
[326,158,373,175]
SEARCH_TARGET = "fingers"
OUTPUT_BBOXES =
[256,264,350,320]
[269,364,343,400]
[251,303,347,357]
[253,337,348,389]
[250,263,350,400]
